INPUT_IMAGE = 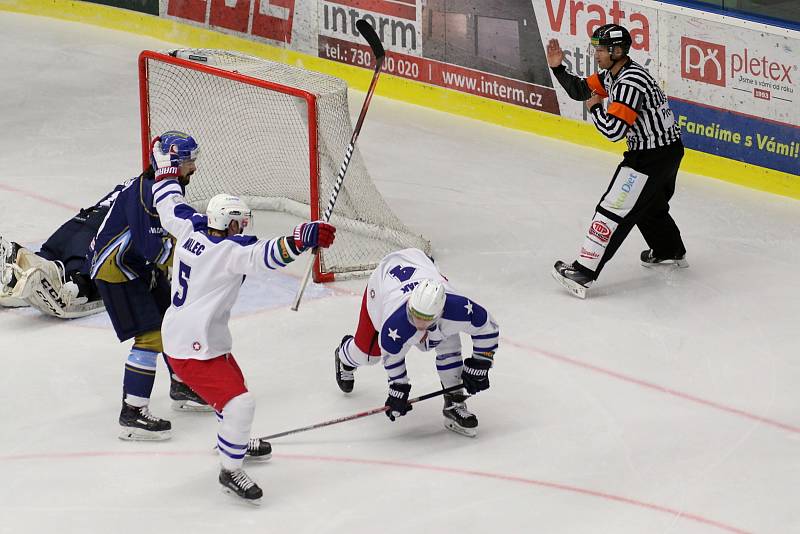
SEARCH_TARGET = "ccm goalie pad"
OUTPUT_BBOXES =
[9,248,104,319]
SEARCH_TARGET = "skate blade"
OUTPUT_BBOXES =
[444,419,477,438]
[246,453,272,462]
[551,268,587,299]
[211,446,272,462]
[171,400,214,412]
[221,486,262,506]
[641,258,689,269]
[118,427,172,441]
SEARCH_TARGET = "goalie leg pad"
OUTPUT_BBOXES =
[10,250,94,318]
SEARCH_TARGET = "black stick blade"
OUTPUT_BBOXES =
[356,19,385,59]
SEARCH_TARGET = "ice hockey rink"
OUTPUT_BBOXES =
[1,11,798,534]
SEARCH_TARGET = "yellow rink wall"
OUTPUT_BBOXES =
[2,0,797,200]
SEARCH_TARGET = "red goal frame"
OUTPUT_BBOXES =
[138,50,333,282]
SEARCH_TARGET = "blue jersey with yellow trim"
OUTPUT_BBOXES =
[89,174,174,283]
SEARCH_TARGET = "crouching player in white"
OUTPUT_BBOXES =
[153,178,336,504]
[334,248,498,437]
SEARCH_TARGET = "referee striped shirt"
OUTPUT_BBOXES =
[586,59,681,151]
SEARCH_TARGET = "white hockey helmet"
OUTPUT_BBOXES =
[206,194,252,233]
[407,279,446,330]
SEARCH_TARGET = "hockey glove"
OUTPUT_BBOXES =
[151,138,180,182]
[292,220,337,251]
[384,382,412,421]
[461,356,493,394]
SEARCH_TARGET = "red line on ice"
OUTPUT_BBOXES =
[0,183,78,212]
[0,450,752,533]
[505,339,799,434]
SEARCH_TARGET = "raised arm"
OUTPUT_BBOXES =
[225,220,336,277]
[546,38,603,101]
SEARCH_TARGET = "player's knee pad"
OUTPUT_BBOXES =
[343,338,381,367]
[221,392,256,427]
[134,330,163,353]
[435,352,464,387]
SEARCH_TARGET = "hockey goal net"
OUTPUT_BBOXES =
[138,49,430,281]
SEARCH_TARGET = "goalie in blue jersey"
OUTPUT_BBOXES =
[0,184,127,318]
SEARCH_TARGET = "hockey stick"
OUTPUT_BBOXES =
[257,384,463,441]
[291,19,386,311]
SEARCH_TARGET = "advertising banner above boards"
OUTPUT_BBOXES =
[663,14,798,175]
[159,0,797,176]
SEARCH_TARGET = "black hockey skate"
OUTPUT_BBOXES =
[640,249,689,268]
[170,378,213,412]
[551,260,593,299]
[443,391,478,438]
[219,468,263,505]
[334,335,356,393]
[246,438,272,461]
[119,403,172,441]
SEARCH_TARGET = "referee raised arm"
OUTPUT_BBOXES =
[547,24,688,299]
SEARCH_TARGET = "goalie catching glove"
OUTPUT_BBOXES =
[462,354,493,394]
[292,221,337,251]
[384,382,412,421]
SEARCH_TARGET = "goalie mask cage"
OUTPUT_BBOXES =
[138,49,431,281]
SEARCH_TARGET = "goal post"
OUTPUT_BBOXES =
[138,48,431,282]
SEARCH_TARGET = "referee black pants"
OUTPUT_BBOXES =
[578,140,685,280]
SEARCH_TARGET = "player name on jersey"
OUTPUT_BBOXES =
[182,237,206,256]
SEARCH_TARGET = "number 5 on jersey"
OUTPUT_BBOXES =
[173,261,191,307]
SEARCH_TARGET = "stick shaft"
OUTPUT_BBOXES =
[291,55,384,311]
[258,384,463,440]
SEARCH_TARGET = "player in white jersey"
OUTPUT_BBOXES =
[153,178,336,504]
[333,248,499,437]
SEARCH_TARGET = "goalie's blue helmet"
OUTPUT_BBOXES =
[151,131,199,168]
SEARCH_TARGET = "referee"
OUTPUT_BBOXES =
[547,24,688,299]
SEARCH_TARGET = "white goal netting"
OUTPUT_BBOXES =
[140,48,431,280]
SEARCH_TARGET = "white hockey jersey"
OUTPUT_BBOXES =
[366,248,499,384]
[153,179,301,360]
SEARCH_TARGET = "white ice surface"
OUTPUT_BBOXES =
[1,12,798,534]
